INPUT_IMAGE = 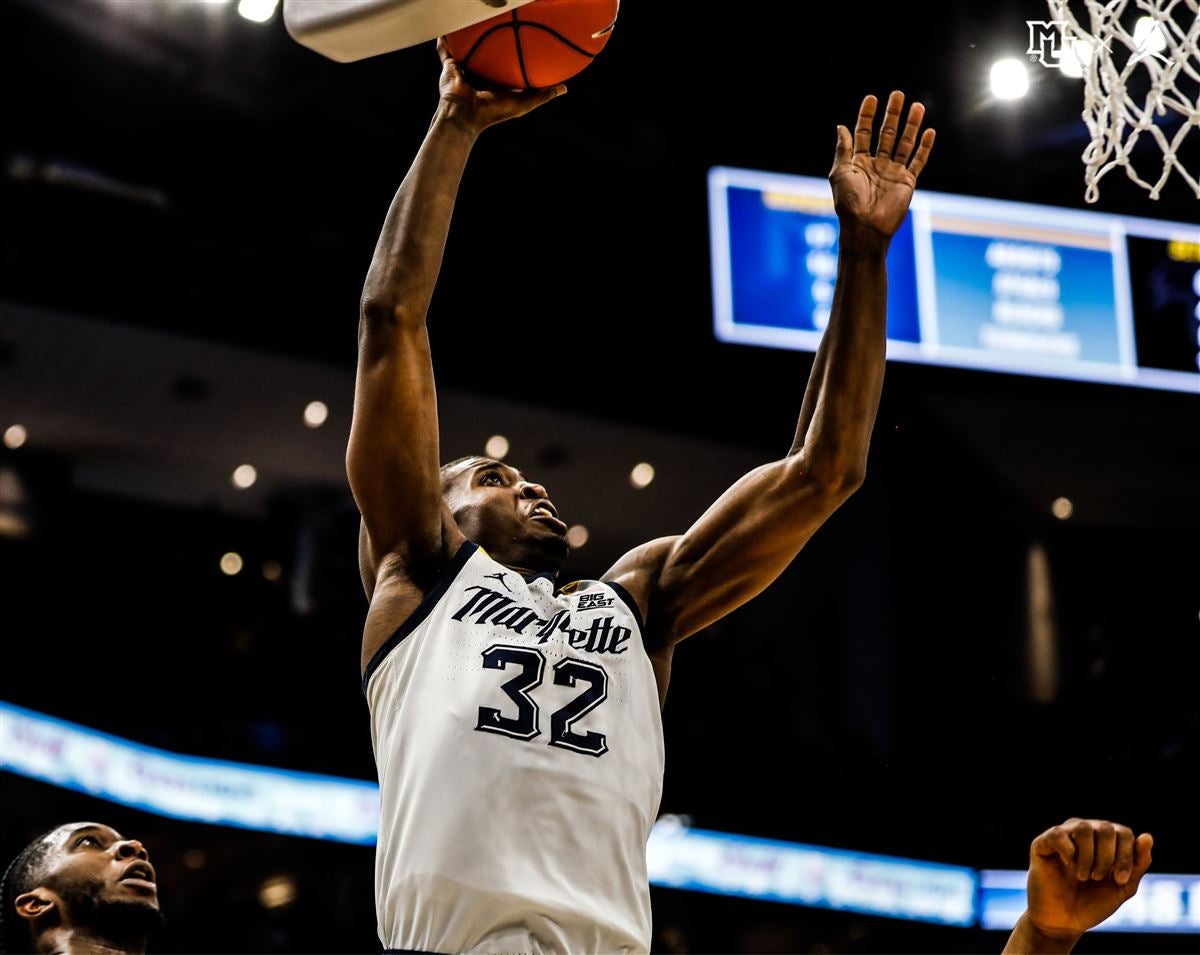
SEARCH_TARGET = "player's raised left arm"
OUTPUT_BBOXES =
[605,92,934,646]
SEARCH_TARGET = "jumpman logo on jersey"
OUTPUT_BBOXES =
[483,572,512,593]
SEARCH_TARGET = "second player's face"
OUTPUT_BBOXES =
[446,460,568,565]
[34,822,160,915]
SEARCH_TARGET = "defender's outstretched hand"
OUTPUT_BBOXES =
[1003,818,1153,954]
[829,91,935,243]
[437,36,565,133]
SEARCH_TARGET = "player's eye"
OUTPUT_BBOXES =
[75,835,101,848]
[481,472,503,486]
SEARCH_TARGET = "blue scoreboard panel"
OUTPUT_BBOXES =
[708,166,1200,394]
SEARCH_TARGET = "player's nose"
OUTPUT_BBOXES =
[114,839,149,862]
[518,481,549,500]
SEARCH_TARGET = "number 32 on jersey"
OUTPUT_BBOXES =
[475,643,609,757]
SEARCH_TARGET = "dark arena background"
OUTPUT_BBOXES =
[2,1,1198,953]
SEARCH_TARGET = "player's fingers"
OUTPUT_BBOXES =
[1070,818,1096,881]
[907,128,936,177]
[437,35,453,63]
[853,94,877,155]
[1032,823,1077,870]
[1113,825,1135,885]
[532,84,568,107]
[834,124,853,166]
[1091,821,1117,880]
[504,84,567,117]
[875,90,905,157]
[1128,833,1154,890]
[892,101,925,165]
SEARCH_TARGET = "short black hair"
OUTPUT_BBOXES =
[440,455,493,493]
[0,828,57,955]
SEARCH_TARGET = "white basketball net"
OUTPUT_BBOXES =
[1045,0,1200,202]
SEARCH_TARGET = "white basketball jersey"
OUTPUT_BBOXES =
[365,540,665,954]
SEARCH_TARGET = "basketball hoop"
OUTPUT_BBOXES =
[1045,0,1200,202]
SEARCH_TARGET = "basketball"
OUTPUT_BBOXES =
[445,0,619,90]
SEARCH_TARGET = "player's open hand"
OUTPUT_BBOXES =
[436,36,565,133]
[829,91,934,246]
[1022,818,1153,947]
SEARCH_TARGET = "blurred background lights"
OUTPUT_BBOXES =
[3,424,27,449]
[261,559,283,582]
[182,849,206,870]
[1133,16,1168,56]
[1058,38,1093,79]
[1052,496,1074,520]
[566,524,589,548]
[232,464,257,489]
[220,552,244,575]
[258,875,297,909]
[237,0,280,23]
[0,466,31,539]
[303,400,328,428]
[485,434,509,459]
[630,462,655,489]
[990,58,1030,100]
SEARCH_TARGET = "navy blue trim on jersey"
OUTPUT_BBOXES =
[383,949,441,954]
[605,580,647,637]
[362,540,479,694]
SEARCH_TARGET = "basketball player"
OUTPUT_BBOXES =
[1003,817,1154,954]
[349,39,934,953]
[0,822,162,955]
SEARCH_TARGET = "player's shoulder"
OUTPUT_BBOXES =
[601,536,678,595]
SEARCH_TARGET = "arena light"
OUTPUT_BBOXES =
[630,462,655,489]
[1133,16,1168,56]
[3,424,27,450]
[258,875,297,909]
[220,552,244,575]
[1059,38,1093,79]
[238,0,279,23]
[1051,496,1074,520]
[232,464,257,489]
[990,58,1030,100]
[303,400,328,428]
[0,466,32,539]
[485,434,510,459]
[566,524,589,548]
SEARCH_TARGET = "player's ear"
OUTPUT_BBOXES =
[14,886,57,922]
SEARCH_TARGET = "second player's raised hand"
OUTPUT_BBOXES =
[436,36,565,134]
[829,90,935,245]
[1024,818,1153,944]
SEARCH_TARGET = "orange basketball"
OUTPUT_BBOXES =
[445,0,619,90]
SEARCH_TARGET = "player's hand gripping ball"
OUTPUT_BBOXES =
[445,0,619,90]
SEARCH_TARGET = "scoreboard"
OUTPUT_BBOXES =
[708,166,1200,394]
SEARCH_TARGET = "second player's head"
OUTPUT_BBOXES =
[441,456,568,575]
[0,822,163,955]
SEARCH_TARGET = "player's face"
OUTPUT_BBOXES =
[35,822,160,918]
[446,459,568,570]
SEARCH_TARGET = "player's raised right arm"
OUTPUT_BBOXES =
[348,41,565,576]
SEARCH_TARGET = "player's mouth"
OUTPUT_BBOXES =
[118,861,157,889]
[529,502,566,532]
